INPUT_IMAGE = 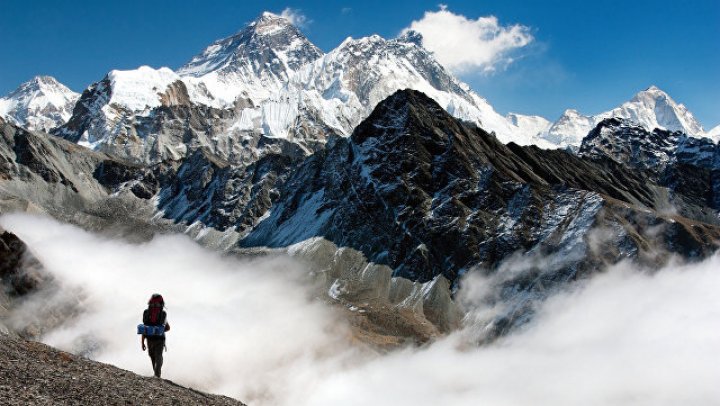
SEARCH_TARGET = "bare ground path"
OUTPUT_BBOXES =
[0,334,245,405]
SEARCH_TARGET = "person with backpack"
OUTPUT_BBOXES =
[139,293,170,378]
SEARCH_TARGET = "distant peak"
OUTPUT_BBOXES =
[260,11,281,19]
[627,86,676,107]
[23,75,63,89]
[250,11,293,33]
[636,85,670,99]
[6,75,76,99]
[31,75,59,85]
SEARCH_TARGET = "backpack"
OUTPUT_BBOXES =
[138,295,167,336]
[143,307,166,326]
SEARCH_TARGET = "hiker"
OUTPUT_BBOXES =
[139,293,170,378]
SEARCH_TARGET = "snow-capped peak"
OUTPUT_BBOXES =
[613,86,704,134]
[253,11,293,35]
[177,11,323,105]
[397,30,424,46]
[286,32,522,142]
[0,75,79,132]
[541,86,708,147]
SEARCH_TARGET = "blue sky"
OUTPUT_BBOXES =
[1,0,718,127]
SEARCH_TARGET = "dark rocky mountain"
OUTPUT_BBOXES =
[238,90,720,333]
[0,115,459,342]
[2,90,720,338]
[580,117,720,222]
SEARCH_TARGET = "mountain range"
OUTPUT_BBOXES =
[2,12,716,159]
[1,11,719,341]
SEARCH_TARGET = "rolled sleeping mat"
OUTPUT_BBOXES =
[137,324,165,335]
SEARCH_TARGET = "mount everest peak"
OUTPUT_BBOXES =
[177,12,323,104]
[0,76,79,133]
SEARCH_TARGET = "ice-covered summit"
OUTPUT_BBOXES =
[541,86,709,147]
[288,32,552,146]
[605,86,704,135]
[0,76,79,132]
[178,12,323,104]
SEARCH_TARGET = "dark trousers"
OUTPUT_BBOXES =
[147,337,165,377]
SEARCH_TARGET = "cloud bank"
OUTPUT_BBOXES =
[2,213,720,406]
[1,214,359,406]
[403,5,533,74]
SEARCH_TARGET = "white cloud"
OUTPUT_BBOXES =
[403,5,534,74]
[4,213,720,406]
[309,257,720,405]
[280,7,310,28]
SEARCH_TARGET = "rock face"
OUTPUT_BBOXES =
[0,229,45,298]
[240,90,720,333]
[579,117,720,221]
[0,334,245,405]
[3,85,720,338]
[0,228,47,336]
[0,76,79,133]
[0,115,462,340]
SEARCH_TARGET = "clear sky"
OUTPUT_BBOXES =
[1,0,718,128]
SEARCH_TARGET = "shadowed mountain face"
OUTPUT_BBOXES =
[2,91,720,338]
[580,117,720,220]
[242,90,720,287]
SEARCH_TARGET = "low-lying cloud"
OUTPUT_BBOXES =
[1,213,359,406]
[403,5,533,74]
[2,213,720,406]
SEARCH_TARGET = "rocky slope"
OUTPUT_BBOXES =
[579,117,720,221]
[240,90,720,333]
[0,76,79,133]
[0,333,244,405]
[0,115,460,341]
[4,85,720,338]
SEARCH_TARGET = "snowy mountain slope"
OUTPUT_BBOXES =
[178,11,323,105]
[52,65,253,163]
[543,109,597,147]
[506,113,551,141]
[707,124,720,141]
[0,76,79,133]
[543,86,709,146]
[50,13,558,164]
[285,32,554,147]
